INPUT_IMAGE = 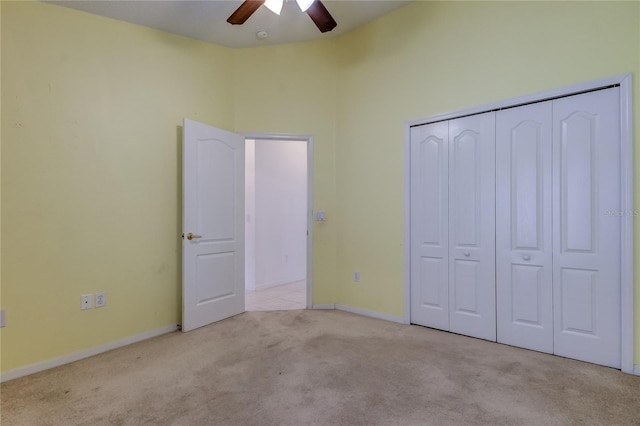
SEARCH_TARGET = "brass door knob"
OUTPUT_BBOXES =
[186,233,202,240]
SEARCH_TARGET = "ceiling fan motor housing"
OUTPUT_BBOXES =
[227,0,337,33]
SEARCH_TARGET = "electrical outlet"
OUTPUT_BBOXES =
[354,271,360,282]
[81,294,93,310]
[0,310,5,327]
[95,292,106,308]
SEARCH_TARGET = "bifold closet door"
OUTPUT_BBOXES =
[448,112,496,341]
[410,121,450,330]
[496,102,553,353]
[552,88,621,368]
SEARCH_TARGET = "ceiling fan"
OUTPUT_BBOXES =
[227,0,338,33]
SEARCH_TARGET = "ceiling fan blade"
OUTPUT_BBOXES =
[227,0,265,25]
[306,1,337,33]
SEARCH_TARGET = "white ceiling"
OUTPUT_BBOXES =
[48,0,412,48]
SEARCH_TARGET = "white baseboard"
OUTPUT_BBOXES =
[634,365,640,376]
[312,304,336,310]
[335,304,405,324]
[1,324,179,383]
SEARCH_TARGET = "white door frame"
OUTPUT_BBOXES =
[242,132,314,309]
[404,73,634,374]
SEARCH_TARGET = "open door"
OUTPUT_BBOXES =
[182,118,245,332]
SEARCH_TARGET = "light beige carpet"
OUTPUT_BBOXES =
[1,310,639,425]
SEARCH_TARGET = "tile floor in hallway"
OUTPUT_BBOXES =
[245,280,306,311]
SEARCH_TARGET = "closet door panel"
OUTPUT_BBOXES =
[448,112,496,341]
[496,102,553,353]
[552,88,621,368]
[410,121,450,330]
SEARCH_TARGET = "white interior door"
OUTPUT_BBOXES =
[448,112,496,341]
[552,88,621,368]
[496,101,553,353]
[182,118,245,332]
[410,121,450,330]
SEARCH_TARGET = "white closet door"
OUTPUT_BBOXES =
[552,88,621,368]
[448,112,496,341]
[496,102,553,353]
[410,121,450,330]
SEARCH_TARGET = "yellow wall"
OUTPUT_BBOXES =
[2,0,639,373]
[0,0,3,372]
[333,1,640,362]
[637,0,640,368]
[1,1,235,371]
[1,1,340,373]
[232,44,338,305]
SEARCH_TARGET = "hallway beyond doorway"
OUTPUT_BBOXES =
[245,280,306,311]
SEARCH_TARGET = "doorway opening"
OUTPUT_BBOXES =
[244,136,312,311]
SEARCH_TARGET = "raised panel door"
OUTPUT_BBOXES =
[410,121,450,330]
[552,88,621,368]
[183,119,245,332]
[448,112,496,341]
[496,102,553,353]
